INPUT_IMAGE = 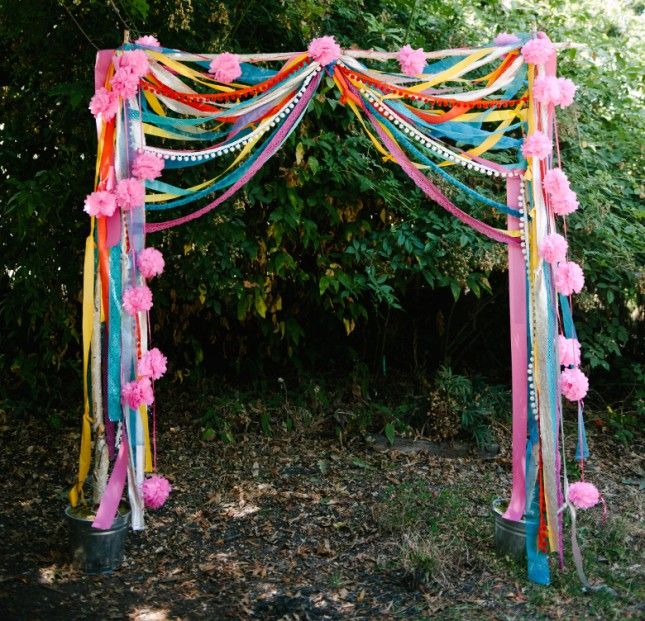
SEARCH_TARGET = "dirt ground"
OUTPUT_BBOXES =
[0,406,642,620]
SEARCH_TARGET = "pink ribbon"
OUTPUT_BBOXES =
[503,177,528,521]
[92,430,129,529]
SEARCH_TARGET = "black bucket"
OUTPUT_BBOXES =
[65,506,130,574]
[492,498,526,560]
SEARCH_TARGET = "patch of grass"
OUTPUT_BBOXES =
[373,479,483,586]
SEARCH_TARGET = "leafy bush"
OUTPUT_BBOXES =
[1,0,642,422]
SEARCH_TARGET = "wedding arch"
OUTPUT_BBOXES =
[70,32,595,585]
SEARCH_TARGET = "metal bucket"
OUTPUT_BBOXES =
[492,498,526,560]
[65,506,130,574]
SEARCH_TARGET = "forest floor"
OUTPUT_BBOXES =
[0,402,642,620]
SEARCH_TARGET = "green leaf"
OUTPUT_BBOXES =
[384,422,395,446]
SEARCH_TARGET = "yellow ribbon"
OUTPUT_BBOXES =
[69,221,96,507]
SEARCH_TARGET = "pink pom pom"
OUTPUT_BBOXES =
[538,233,568,263]
[521,131,552,159]
[568,481,600,509]
[137,247,165,278]
[543,168,570,196]
[114,49,150,78]
[494,32,520,46]
[131,151,164,181]
[556,77,576,108]
[115,177,145,211]
[135,35,160,48]
[551,188,579,216]
[560,367,589,401]
[84,190,117,218]
[521,35,556,65]
[558,335,581,367]
[121,377,154,409]
[142,475,172,509]
[89,87,119,120]
[397,44,426,76]
[110,68,140,99]
[555,261,585,295]
[123,285,153,315]
[307,35,341,66]
[208,52,242,83]
[533,75,561,106]
[137,347,167,380]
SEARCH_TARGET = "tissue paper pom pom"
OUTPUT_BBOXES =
[89,87,119,120]
[137,348,167,380]
[521,35,556,64]
[121,377,154,409]
[308,35,341,66]
[494,32,520,46]
[551,188,579,216]
[560,367,589,401]
[135,35,160,48]
[208,52,242,83]
[137,247,165,278]
[556,77,576,108]
[397,44,426,76]
[123,285,153,315]
[521,131,552,159]
[558,335,581,367]
[114,49,150,78]
[131,151,164,181]
[568,481,600,509]
[84,190,117,217]
[555,261,585,295]
[110,67,140,99]
[533,75,562,105]
[543,168,570,196]
[115,178,145,211]
[142,475,172,509]
[539,233,568,263]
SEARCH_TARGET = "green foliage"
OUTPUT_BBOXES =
[1,0,642,418]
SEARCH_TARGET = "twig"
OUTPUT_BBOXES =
[59,1,99,50]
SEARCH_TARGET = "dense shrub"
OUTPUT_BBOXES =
[1,0,642,422]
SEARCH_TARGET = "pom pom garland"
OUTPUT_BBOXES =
[113,50,150,78]
[555,261,585,295]
[142,475,172,509]
[397,44,426,76]
[556,77,576,108]
[137,348,168,380]
[208,52,242,84]
[558,335,581,367]
[521,34,556,65]
[494,32,520,46]
[538,233,568,264]
[521,131,552,159]
[89,87,119,120]
[559,367,589,401]
[123,285,153,315]
[533,75,562,106]
[132,151,165,181]
[110,68,140,99]
[84,190,117,217]
[115,178,145,211]
[307,35,341,66]
[137,247,165,278]
[121,377,154,409]
[543,168,570,196]
[550,188,579,216]
[135,35,161,48]
[533,76,577,108]
[568,481,600,509]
